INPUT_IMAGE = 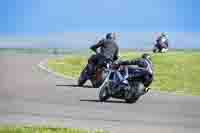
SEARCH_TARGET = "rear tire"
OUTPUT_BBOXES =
[78,78,86,87]
[91,80,101,88]
[91,69,108,88]
[161,48,168,53]
[125,96,139,104]
[125,82,143,104]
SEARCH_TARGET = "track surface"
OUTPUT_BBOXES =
[0,55,200,133]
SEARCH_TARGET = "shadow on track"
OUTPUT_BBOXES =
[56,84,93,88]
[80,99,126,104]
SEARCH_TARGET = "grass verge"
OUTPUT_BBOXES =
[48,51,200,96]
[0,127,108,133]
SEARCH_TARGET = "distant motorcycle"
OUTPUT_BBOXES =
[153,38,169,53]
[98,64,149,103]
[78,53,111,88]
[153,45,168,53]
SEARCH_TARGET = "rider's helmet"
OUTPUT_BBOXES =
[106,32,116,40]
[161,32,167,37]
[142,53,152,60]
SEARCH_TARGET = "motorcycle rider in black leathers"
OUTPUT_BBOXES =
[117,53,154,94]
[78,33,119,86]
[90,32,119,67]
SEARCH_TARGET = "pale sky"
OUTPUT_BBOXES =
[1,0,199,48]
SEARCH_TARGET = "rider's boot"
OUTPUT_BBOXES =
[145,87,151,93]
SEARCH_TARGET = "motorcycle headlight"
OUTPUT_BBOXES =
[106,64,110,68]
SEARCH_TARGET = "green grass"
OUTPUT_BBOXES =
[48,51,200,96]
[0,127,108,133]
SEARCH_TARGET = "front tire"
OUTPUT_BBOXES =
[78,66,88,86]
[99,83,110,102]
[153,47,159,53]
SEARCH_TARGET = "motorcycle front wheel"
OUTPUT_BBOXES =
[153,47,159,53]
[78,66,88,86]
[99,82,110,102]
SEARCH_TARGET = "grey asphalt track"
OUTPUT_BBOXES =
[0,54,200,133]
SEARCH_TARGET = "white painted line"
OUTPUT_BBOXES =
[37,58,76,80]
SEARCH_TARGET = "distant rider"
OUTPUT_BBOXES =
[155,32,169,50]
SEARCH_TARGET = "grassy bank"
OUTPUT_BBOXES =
[0,127,107,133]
[48,51,200,96]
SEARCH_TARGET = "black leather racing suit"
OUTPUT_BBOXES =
[119,58,154,87]
[90,39,119,64]
[87,39,119,76]
[156,36,169,50]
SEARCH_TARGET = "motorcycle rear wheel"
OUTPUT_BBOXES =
[91,69,108,88]
[125,82,143,103]
[125,96,139,104]
[91,79,102,88]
